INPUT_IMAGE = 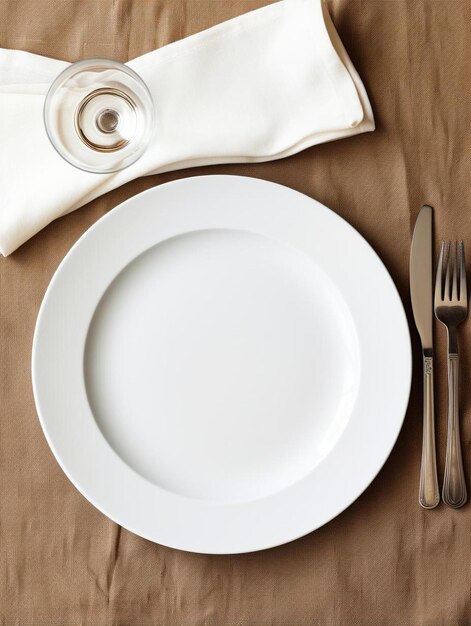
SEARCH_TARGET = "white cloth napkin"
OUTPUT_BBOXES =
[0,0,374,256]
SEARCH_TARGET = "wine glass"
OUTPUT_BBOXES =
[44,58,154,174]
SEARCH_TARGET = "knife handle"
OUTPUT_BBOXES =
[419,355,440,509]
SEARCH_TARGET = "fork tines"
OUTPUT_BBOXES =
[435,241,467,304]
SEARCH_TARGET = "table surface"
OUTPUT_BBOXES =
[1,1,470,624]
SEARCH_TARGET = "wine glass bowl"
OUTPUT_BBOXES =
[44,58,154,173]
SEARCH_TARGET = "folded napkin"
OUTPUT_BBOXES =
[0,0,374,256]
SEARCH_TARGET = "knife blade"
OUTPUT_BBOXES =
[410,205,439,508]
[411,206,433,350]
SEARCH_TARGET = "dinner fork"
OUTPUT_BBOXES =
[434,241,468,508]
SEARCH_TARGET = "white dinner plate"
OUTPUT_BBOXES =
[32,175,411,554]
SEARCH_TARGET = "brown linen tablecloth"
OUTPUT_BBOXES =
[1,1,470,624]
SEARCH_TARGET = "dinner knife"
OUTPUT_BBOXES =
[410,205,439,509]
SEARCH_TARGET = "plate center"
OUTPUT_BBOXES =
[84,229,359,502]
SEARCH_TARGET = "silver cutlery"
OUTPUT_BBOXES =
[410,206,439,509]
[434,240,468,508]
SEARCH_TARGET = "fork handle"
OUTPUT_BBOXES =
[442,351,467,508]
[419,354,440,509]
